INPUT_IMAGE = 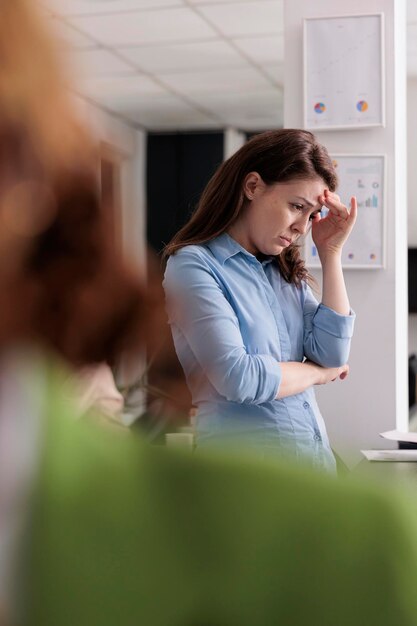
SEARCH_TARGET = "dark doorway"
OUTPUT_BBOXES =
[146,132,224,254]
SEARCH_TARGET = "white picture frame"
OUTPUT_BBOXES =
[303,14,385,131]
[304,154,386,270]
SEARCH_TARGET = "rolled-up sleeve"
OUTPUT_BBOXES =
[164,251,281,404]
[302,285,355,368]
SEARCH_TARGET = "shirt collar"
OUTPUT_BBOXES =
[206,232,274,266]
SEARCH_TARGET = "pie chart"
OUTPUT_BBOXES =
[356,100,368,112]
[314,102,326,114]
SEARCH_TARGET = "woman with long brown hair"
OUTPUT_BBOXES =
[164,129,357,472]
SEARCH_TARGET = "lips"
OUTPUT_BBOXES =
[279,236,292,246]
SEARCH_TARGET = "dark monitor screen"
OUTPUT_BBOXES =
[409,248,417,313]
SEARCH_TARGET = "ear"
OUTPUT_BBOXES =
[242,172,263,201]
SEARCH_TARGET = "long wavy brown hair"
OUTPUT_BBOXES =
[163,129,338,285]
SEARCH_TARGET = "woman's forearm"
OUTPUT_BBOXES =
[276,361,349,400]
[276,360,348,399]
[276,362,320,398]
[320,251,350,316]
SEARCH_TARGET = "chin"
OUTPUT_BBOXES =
[259,242,284,256]
[271,245,284,256]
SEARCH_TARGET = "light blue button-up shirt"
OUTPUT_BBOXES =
[163,233,355,473]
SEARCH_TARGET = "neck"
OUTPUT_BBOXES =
[227,222,256,256]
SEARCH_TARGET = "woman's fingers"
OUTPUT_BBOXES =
[323,190,349,218]
[339,364,349,380]
[330,364,349,382]
[349,196,358,224]
[320,190,358,224]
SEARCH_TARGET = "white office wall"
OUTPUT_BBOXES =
[284,0,408,466]
[72,96,146,269]
[71,97,147,411]
[408,79,417,247]
[224,127,246,159]
[408,79,417,356]
[119,129,146,271]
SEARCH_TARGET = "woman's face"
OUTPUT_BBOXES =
[229,174,326,257]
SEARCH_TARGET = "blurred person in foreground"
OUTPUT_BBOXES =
[0,0,163,620]
[1,2,417,626]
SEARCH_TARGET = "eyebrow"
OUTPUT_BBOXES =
[294,196,318,209]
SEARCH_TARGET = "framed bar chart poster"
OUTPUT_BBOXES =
[303,14,385,130]
[304,155,386,269]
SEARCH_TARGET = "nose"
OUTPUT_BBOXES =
[291,213,310,236]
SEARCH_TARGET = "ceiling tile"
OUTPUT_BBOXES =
[191,88,283,130]
[263,63,284,85]
[119,40,246,73]
[78,74,168,104]
[122,94,220,129]
[157,66,272,95]
[232,34,283,65]
[69,7,217,46]
[44,0,182,16]
[70,49,136,77]
[196,1,283,37]
[190,86,282,112]
[49,16,98,48]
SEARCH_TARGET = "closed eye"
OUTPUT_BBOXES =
[290,203,304,211]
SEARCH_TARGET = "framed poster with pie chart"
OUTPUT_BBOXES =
[304,154,386,269]
[303,14,385,130]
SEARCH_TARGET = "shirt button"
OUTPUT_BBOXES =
[303,401,310,409]
[314,434,322,441]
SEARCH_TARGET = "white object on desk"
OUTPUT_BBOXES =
[165,433,194,449]
[361,449,417,462]
[379,429,417,445]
